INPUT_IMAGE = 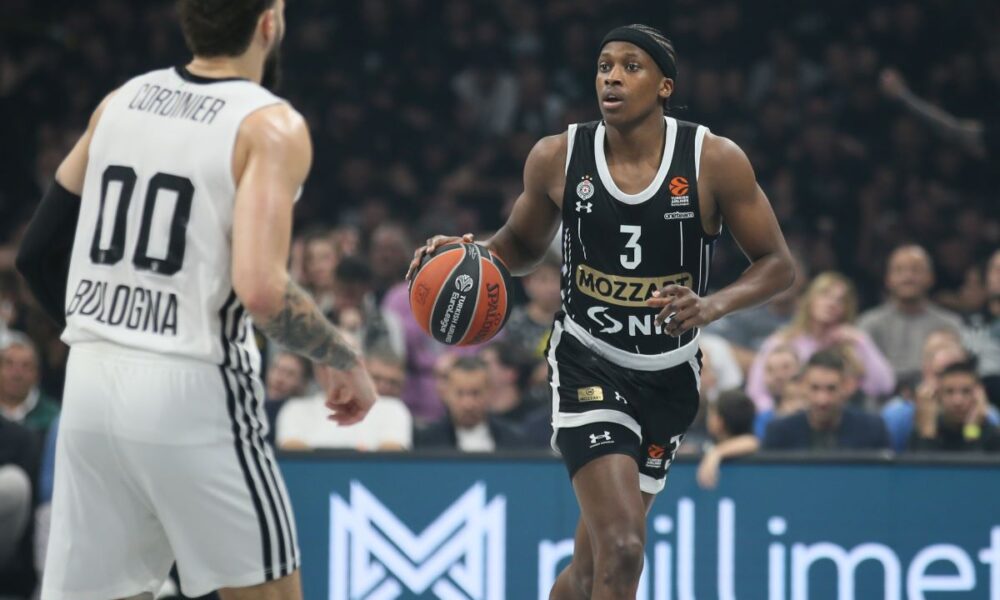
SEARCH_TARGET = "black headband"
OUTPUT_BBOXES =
[600,27,676,79]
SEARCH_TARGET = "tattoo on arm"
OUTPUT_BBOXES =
[257,280,358,370]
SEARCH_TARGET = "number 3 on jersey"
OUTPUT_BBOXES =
[620,225,642,269]
[91,165,193,275]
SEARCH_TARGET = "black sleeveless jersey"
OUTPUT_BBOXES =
[560,117,718,359]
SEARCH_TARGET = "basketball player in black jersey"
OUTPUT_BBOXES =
[409,25,794,599]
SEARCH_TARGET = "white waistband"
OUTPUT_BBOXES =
[561,313,700,371]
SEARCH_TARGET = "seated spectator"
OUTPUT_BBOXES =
[680,339,743,453]
[0,333,59,435]
[964,249,1000,405]
[300,230,339,313]
[0,415,39,596]
[263,352,312,446]
[480,341,537,424]
[753,344,805,437]
[858,245,963,378]
[415,356,527,451]
[368,223,414,305]
[763,349,890,451]
[882,334,1000,451]
[910,360,1000,452]
[276,350,412,451]
[707,252,805,370]
[504,251,560,360]
[382,282,448,425]
[697,390,760,490]
[748,272,895,411]
[329,255,405,359]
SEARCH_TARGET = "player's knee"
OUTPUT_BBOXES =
[595,527,645,584]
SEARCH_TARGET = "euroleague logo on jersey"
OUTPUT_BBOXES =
[669,176,690,207]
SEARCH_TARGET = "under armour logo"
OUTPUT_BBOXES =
[575,201,593,213]
[589,431,612,446]
[615,391,627,404]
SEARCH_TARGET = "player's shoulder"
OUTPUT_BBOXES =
[238,103,310,153]
[700,131,748,168]
[529,131,569,166]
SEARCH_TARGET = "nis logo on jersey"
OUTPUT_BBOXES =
[576,264,692,308]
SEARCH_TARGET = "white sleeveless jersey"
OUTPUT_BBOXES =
[62,66,288,373]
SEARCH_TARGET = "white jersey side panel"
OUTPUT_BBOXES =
[62,67,285,370]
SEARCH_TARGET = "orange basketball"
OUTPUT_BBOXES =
[409,243,513,346]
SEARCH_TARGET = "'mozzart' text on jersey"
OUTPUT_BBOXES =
[62,66,289,375]
[559,117,717,371]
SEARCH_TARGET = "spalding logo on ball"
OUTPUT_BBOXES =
[409,242,513,346]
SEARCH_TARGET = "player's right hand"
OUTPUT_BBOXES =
[405,233,474,281]
[322,364,377,426]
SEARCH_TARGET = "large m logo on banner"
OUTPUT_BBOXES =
[330,481,506,599]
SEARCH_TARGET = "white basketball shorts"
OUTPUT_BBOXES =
[41,342,299,599]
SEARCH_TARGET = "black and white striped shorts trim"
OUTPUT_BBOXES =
[219,292,299,579]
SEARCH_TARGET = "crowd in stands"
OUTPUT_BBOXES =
[1,0,999,595]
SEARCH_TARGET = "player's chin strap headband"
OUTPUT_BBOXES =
[600,27,677,79]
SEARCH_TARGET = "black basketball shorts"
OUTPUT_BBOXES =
[546,316,701,494]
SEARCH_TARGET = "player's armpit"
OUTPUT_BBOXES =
[484,133,564,276]
[696,134,795,318]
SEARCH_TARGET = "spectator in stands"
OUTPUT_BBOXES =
[707,252,805,370]
[910,360,1000,452]
[480,341,535,424]
[263,352,311,445]
[329,255,405,359]
[0,415,39,596]
[697,390,760,490]
[504,251,560,360]
[858,245,963,378]
[748,272,895,410]
[277,349,412,451]
[964,249,1000,405]
[301,230,339,313]
[382,276,448,425]
[369,223,413,304]
[0,333,58,435]
[415,356,526,451]
[763,349,890,451]
[753,344,805,437]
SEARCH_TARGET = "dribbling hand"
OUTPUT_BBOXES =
[405,233,475,281]
[647,284,720,337]
[321,364,377,426]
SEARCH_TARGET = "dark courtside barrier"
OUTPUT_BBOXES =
[278,451,1000,600]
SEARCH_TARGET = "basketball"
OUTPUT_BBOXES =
[409,242,513,346]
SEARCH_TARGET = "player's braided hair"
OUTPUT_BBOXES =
[617,24,678,112]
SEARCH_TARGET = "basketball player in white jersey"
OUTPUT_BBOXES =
[15,0,376,598]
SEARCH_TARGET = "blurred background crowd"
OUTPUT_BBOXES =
[1,0,999,594]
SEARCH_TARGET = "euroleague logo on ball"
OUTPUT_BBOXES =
[454,274,474,293]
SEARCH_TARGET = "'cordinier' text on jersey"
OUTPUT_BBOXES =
[559,116,717,370]
[62,66,292,375]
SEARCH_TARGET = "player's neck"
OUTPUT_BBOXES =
[604,112,665,165]
[186,55,262,85]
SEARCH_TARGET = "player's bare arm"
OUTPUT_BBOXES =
[231,104,375,423]
[649,133,794,335]
[15,90,117,325]
[405,132,565,279]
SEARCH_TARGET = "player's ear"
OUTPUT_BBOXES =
[659,77,674,103]
[258,7,278,47]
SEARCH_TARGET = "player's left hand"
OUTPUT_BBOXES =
[647,285,720,337]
